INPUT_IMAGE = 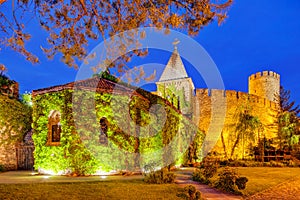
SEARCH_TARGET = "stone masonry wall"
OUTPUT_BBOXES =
[249,71,280,102]
[194,89,279,159]
[0,143,17,170]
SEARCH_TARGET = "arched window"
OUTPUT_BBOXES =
[99,117,108,145]
[47,110,61,146]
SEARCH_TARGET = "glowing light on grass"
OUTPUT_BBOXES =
[95,169,118,176]
[38,168,65,175]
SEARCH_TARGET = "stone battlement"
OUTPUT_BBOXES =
[195,88,279,109]
[249,70,280,80]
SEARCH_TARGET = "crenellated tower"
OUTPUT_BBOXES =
[248,71,280,102]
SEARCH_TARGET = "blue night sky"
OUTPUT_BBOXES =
[1,1,299,104]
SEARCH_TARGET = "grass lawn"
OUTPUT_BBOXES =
[230,167,300,196]
[0,179,183,200]
[245,175,300,200]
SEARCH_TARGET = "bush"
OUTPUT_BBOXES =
[226,160,267,167]
[143,168,175,184]
[192,169,209,184]
[235,177,248,190]
[213,167,248,194]
[177,185,203,200]
[0,164,5,172]
[219,160,230,167]
[192,158,218,184]
[270,160,285,167]
[287,159,300,167]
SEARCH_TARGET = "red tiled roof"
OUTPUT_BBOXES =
[32,77,146,100]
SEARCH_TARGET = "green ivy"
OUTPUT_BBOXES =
[32,87,205,175]
[0,95,32,145]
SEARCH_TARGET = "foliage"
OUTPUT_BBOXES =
[93,70,120,83]
[213,167,248,194]
[277,86,300,115]
[0,74,14,88]
[157,83,191,114]
[177,185,203,200]
[143,167,175,184]
[0,73,17,97]
[220,159,300,168]
[278,111,299,149]
[275,86,300,149]
[0,64,6,73]
[0,164,5,172]
[184,131,204,166]
[192,158,218,184]
[0,0,232,69]
[32,86,205,175]
[0,95,32,145]
[21,92,32,106]
[192,169,207,184]
[230,108,262,159]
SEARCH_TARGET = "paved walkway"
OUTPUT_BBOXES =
[0,168,242,200]
[175,168,242,200]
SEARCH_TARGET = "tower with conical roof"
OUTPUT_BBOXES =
[156,40,195,117]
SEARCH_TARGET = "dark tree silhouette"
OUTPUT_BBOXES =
[276,86,300,149]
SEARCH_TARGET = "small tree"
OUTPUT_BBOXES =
[214,167,248,194]
[231,109,262,159]
[276,86,300,150]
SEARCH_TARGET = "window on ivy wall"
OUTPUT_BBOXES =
[47,110,61,146]
[99,117,108,146]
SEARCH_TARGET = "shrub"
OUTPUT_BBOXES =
[265,160,285,167]
[143,168,175,184]
[192,158,218,184]
[0,164,5,172]
[219,160,230,167]
[287,159,300,167]
[213,167,248,194]
[192,169,209,184]
[177,185,203,200]
[235,177,248,190]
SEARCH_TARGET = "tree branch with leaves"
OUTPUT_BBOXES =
[0,0,232,71]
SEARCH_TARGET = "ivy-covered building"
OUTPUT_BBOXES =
[31,42,282,175]
[32,75,203,175]
[0,75,32,171]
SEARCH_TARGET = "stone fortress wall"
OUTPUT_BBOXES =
[0,143,17,170]
[193,71,280,159]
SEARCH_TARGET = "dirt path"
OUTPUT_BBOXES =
[175,168,242,200]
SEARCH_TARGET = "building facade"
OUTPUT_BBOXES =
[155,46,280,159]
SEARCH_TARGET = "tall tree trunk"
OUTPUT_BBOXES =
[221,131,228,159]
[230,133,241,159]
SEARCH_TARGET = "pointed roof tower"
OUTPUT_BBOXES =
[159,39,189,82]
